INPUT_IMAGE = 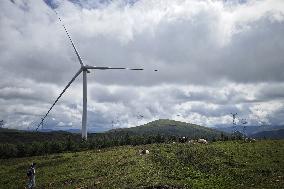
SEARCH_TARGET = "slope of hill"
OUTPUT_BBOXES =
[251,129,284,139]
[109,119,224,140]
[0,140,283,188]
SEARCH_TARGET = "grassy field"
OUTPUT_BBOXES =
[0,140,283,188]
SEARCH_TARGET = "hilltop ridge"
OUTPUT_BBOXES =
[108,119,223,140]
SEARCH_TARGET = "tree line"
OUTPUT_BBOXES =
[0,131,244,159]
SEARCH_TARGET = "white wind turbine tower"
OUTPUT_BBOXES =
[36,11,157,140]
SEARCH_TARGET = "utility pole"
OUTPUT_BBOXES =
[231,113,238,133]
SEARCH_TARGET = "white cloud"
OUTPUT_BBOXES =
[0,0,284,131]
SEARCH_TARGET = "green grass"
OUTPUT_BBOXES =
[0,140,283,188]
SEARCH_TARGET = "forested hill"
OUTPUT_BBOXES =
[108,119,223,140]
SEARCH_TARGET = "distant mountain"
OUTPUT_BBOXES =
[37,128,84,133]
[108,119,224,140]
[64,129,81,133]
[0,127,25,133]
[250,129,284,139]
[0,128,81,144]
[214,125,284,136]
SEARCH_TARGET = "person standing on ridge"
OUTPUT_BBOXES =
[27,162,36,189]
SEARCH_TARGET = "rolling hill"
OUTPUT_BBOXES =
[108,119,224,140]
[0,119,224,145]
[0,119,227,159]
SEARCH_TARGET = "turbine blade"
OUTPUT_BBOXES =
[129,68,144,70]
[36,68,82,131]
[85,65,144,70]
[54,10,84,67]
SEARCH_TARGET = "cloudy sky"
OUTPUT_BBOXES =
[0,0,284,132]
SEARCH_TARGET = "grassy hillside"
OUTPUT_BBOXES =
[0,140,283,188]
[109,119,223,140]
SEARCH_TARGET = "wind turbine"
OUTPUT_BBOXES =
[36,10,156,140]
